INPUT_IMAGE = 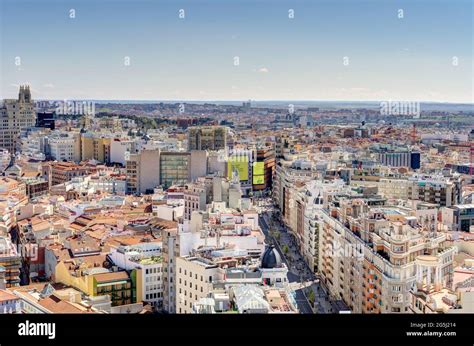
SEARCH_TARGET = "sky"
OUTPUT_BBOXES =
[0,0,472,102]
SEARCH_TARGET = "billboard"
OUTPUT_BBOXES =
[227,157,249,181]
[252,161,265,185]
[253,175,264,185]
[253,162,264,175]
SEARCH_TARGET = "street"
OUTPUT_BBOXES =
[259,214,314,314]
[255,196,333,314]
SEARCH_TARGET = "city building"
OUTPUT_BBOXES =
[0,86,36,152]
[188,126,227,151]
[160,152,191,189]
[0,236,22,288]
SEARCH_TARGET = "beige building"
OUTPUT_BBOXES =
[318,197,456,314]
[126,149,161,194]
[0,86,36,152]
[175,256,219,314]
[81,133,111,163]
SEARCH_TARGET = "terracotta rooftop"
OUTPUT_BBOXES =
[38,294,87,313]
[93,271,129,283]
[0,289,19,303]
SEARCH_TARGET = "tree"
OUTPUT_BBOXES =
[308,290,315,304]
[282,244,289,254]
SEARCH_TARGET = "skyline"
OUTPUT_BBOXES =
[1,0,473,103]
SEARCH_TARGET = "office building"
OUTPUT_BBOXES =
[188,126,227,151]
[160,152,191,189]
[0,85,36,152]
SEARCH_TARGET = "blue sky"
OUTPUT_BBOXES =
[1,0,472,102]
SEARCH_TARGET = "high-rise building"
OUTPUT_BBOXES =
[0,86,36,152]
[187,126,227,151]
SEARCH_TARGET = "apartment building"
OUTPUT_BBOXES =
[110,138,135,165]
[441,204,474,232]
[0,237,22,288]
[275,134,296,159]
[55,259,134,307]
[49,135,80,162]
[408,175,460,207]
[161,228,179,313]
[184,183,207,220]
[109,242,164,310]
[81,133,111,163]
[24,178,49,199]
[273,160,319,240]
[352,173,460,207]
[50,162,90,186]
[318,196,456,313]
[175,256,220,314]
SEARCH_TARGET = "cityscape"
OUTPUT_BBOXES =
[0,0,473,338]
[0,85,472,316]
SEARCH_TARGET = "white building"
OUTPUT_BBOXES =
[49,136,79,162]
[109,242,164,310]
[110,138,135,165]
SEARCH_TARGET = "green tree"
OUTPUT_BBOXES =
[308,290,315,307]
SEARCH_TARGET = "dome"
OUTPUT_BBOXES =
[261,245,282,269]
